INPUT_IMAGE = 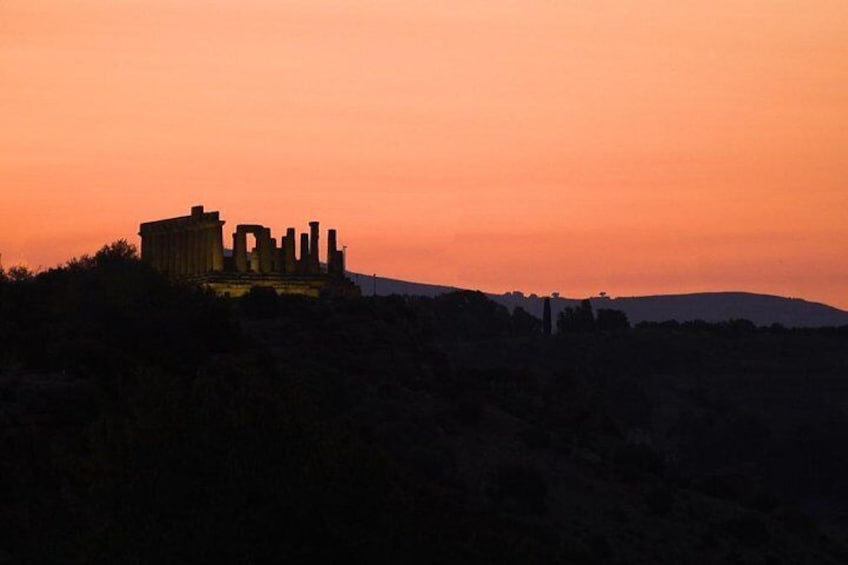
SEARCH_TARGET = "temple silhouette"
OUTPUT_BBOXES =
[139,205,360,297]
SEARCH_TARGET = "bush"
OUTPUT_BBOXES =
[724,512,770,547]
[240,286,279,318]
[612,443,664,482]
[596,308,630,331]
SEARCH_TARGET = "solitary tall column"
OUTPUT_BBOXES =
[299,232,310,274]
[309,221,320,274]
[284,228,296,273]
[327,229,339,277]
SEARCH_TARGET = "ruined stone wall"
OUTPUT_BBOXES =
[139,205,355,297]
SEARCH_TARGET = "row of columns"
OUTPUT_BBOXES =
[232,221,344,277]
[141,224,224,276]
[141,207,346,279]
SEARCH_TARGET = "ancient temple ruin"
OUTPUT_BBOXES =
[139,205,359,297]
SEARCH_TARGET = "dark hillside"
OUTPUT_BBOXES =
[1,249,848,564]
[346,271,848,327]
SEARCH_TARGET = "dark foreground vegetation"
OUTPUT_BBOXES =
[1,243,848,564]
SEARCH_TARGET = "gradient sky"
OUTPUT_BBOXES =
[2,1,846,307]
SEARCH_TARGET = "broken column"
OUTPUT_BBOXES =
[327,229,342,278]
[249,247,260,272]
[211,221,224,271]
[299,232,310,274]
[284,228,297,273]
[309,221,320,274]
[233,229,248,272]
[203,227,214,272]
[258,227,273,273]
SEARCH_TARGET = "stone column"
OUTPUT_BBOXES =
[168,232,177,275]
[208,227,216,272]
[309,221,320,274]
[187,229,196,275]
[200,228,210,272]
[285,228,297,273]
[183,230,191,275]
[172,231,181,275]
[143,231,154,268]
[199,228,207,273]
[299,232,310,274]
[327,229,338,277]
[279,236,287,272]
[195,228,203,274]
[258,227,273,273]
[160,232,167,273]
[209,227,217,272]
[249,247,260,272]
[153,232,163,272]
[199,227,207,273]
[234,229,248,272]
[140,232,149,263]
[212,224,224,271]
[178,230,188,276]
[162,232,169,272]
[274,245,284,273]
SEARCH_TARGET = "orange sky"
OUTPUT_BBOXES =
[1,1,846,308]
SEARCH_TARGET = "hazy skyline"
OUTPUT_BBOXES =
[2,1,846,307]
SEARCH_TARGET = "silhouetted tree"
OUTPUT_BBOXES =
[432,291,511,339]
[557,299,595,333]
[596,308,630,331]
[65,240,138,271]
[5,265,34,282]
[94,239,138,265]
[511,306,541,335]
[542,297,552,336]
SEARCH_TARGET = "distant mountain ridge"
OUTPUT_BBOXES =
[347,272,848,328]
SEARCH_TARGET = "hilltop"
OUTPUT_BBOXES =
[1,248,847,563]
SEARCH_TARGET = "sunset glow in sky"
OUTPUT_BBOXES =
[2,1,846,307]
